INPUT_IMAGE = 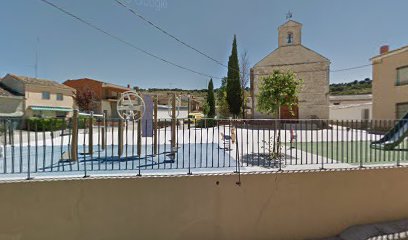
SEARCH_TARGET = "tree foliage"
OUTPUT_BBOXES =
[257,70,303,159]
[226,35,242,117]
[257,70,303,117]
[73,88,99,112]
[216,77,230,118]
[207,79,216,118]
[330,78,371,95]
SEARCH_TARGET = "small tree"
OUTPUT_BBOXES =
[226,35,242,117]
[257,70,303,158]
[207,79,216,118]
[216,77,230,118]
[73,88,99,112]
[240,50,250,118]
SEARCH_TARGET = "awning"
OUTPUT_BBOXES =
[30,106,72,112]
[0,111,24,117]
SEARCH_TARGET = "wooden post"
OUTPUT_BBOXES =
[118,118,123,157]
[171,93,176,151]
[88,111,93,155]
[71,109,78,161]
[153,95,158,155]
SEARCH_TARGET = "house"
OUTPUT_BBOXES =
[0,83,24,118]
[0,74,75,118]
[250,19,330,119]
[371,45,408,120]
[329,94,372,120]
[63,78,131,118]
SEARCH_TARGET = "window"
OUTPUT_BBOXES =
[396,102,408,119]
[56,93,63,101]
[42,91,50,100]
[396,66,408,86]
[287,32,293,44]
[56,111,67,118]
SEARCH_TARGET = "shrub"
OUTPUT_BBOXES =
[26,118,66,131]
[195,118,217,128]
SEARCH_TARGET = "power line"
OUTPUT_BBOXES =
[39,0,222,80]
[253,62,374,76]
[331,64,372,72]
[114,0,243,75]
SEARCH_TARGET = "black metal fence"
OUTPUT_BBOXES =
[0,117,407,179]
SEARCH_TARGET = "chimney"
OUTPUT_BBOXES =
[380,45,389,54]
[127,84,130,89]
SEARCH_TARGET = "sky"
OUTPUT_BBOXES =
[0,0,407,89]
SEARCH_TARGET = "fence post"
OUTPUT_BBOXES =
[187,96,190,129]
[137,116,142,157]
[26,119,32,180]
[118,118,123,157]
[71,109,78,161]
[153,95,158,155]
[101,110,107,150]
[88,111,94,155]
[171,93,176,151]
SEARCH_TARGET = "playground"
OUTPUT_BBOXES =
[0,91,408,178]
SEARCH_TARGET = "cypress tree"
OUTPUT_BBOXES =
[207,78,216,118]
[226,35,242,117]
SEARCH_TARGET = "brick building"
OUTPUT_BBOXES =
[63,78,131,118]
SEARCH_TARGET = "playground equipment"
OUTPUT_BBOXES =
[117,91,146,157]
[69,110,105,161]
[370,112,408,151]
[117,91,145,121]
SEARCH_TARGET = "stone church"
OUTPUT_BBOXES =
[250,20,330,119]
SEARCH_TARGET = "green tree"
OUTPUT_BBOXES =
[216,77,230,118]
[257,70,303,158]
[207,79,216,118]
[226,35,242,117]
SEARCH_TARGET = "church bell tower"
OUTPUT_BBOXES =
[278,20,302,47]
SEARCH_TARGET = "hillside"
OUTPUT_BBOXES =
[330,78,372,95]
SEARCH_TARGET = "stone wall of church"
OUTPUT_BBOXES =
[251,61,330,120]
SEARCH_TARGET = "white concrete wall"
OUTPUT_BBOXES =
[330,103,372,120]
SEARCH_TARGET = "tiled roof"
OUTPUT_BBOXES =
[7,74,74,91]
[0,83,22,97]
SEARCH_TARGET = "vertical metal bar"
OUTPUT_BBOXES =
[153,95,158,156]
[125,118,129,170]
[50,119,55,172]
[11,120,15,173]
[205,119,208,168]
[171,93,176,151]
[104,116,108,170]
[97,116,101,170]
[111,119,114,170]
[138,117,142,163]
[19,120,23,173]
[83,117,88,177]
[164,119,167,170]
[132,118,135,170]
[2,120,6,174]
[118,118,123,164]
[211,120,214,168]
[26,120,31,180]
[89,112,94,171]
[182,118,185,169]
[187,118,192,175]
[145,119,148,169]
